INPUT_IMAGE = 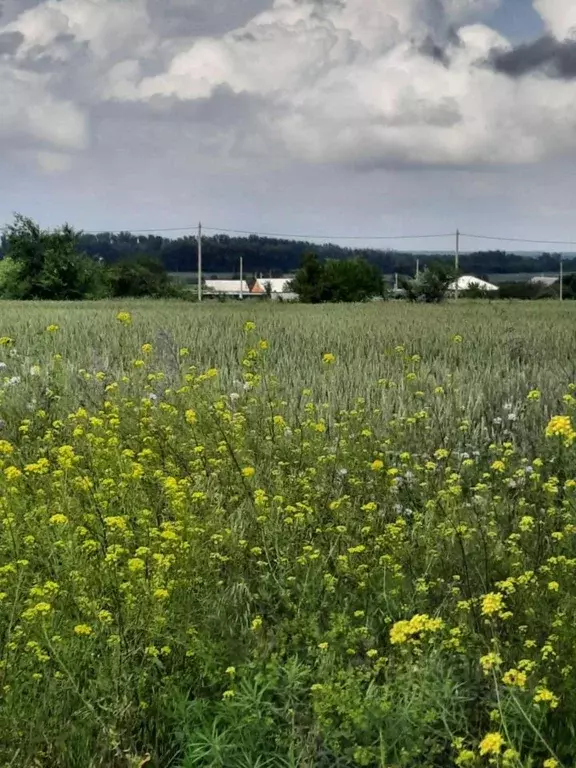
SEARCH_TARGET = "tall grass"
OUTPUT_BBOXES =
[0,300,575,767]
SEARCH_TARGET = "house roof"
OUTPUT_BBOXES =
[528,276,558,287]
[252,277,292,293]
[204,280,250,294]
[448,275,498,292]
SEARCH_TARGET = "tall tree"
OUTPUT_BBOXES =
[1,214,101,300]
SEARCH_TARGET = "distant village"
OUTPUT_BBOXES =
[203,276,297,301]
[202,273,562,301]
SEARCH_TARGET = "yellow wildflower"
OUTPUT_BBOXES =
[48,514,68,525]
[116,311,132,325]
[185,409,197,425]
[479,732,505,756]
[481,592,505,616]
[502,668,527,688]
[390,614,444,645]
[546,415,576,443]
[480,652,502,673]
[127,558,146,573]
[73,624,93,636]
[533,687,559,709]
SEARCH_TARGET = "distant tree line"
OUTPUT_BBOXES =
[0,215,573,303]
[3,230,562,278]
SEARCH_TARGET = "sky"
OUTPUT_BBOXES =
[2,0,576,251]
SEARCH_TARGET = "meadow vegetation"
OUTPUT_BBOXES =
[0,300,576,767]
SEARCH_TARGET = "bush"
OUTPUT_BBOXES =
[106,256,180,298]
[498,282,557,300]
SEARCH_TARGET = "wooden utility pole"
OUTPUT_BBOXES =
[560,253,564,302]
[239,256,244,299]
[197,222,203,303]
[455,229,460,301]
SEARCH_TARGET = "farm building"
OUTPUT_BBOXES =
[251,277,298,301]
[204,279,250,297]
[529,276,558,287]
[448,275,498,293]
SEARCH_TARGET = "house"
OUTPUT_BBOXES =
[251,277,298,301]
[529,276,558,287]
[204,279,250,297]
[448,275,498,293]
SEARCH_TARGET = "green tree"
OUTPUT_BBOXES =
[290,253,327,303]
[106,255,179,298]
[403,263,453,303]
[0,214,101,299]
[290,253,384,303]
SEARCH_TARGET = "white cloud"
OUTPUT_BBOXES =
[534,0,576,40]
[0,63,88,150]
[36,150,74,173]
[2,0,576,176]
[103,0,576,168]
[5,0,154,60]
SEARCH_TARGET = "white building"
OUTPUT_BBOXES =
[448,275,498,293]
[529,276,558,287]
[251,277,298,301]
[204,279,250,297]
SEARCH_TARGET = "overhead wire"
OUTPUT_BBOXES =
[2,220,576,247]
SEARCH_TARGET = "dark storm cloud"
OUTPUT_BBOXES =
[490,35,576,79]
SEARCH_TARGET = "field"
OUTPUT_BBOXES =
[1,299,576,767]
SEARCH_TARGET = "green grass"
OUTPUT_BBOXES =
[0,300,576,767]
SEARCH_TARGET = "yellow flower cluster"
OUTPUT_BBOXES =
[389,614,444,645]
[545,415,576,444]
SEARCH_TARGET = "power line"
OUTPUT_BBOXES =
[78,224,454,241]
[202,226,453,241]
[461,232,576,246]
[2,218,576,247]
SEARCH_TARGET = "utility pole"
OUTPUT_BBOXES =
[455,229,460,301]
[560,253,564,302]
[197,222,203,303]
[394,273,399,292]
[416,258,420,279]
[239,256,244,300]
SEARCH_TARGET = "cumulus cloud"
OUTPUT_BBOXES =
[0,62,87,150]
[101,0,575,167]
[2,0,576,174]
[4,0,154,60]
[534,0,576,40]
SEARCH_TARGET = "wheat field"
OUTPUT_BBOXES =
[0,299,575,767]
